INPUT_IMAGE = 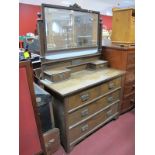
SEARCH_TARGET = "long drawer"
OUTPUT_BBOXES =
[67,77,121,112]
[68,102,119,145]
[67,90,120,126]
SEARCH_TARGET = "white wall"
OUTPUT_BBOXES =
[19,0,135,15]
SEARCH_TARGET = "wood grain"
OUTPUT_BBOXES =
[41,68,124,96]
[102,45,135,113]
[111,8,135,44]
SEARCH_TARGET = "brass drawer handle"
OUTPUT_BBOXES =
[81,124,89,132]
[106,109,112,117]
[81,108,89,117]
[80,93,89,102]
[109,82,115,89]
[107,96,113,103]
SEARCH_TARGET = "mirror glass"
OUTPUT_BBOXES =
[44,7,99,51]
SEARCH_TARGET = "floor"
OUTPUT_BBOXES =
[53,110,135,155]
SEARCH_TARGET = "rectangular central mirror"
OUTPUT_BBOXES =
[41,4,100,60]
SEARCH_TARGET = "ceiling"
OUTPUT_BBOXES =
[19,0,135,16]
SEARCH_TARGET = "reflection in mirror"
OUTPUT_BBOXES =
[44,7,98,51]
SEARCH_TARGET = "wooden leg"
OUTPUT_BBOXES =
[66,145,74,153]
[113,114,119,120]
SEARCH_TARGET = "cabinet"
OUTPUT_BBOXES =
[37,3,124,152]
[102,44,135,113]
[40,57,124,152]
[111,8,135,44]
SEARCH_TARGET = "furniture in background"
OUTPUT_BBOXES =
[34,83,61,154]
[102,44,135,113]
[111,8,135,44]
[19,61,45,155]
[34,83,55,133]
[20,61,61,155]
[43,128,60,155]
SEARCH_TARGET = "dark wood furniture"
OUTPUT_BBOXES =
[102,44,135,113]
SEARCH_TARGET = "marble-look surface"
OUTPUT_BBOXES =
[41,68,124,96]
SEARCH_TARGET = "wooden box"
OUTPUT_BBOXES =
[111,8,135,44]
[87,60,108,70]
[43,128,60,155]
[44,68,71,82]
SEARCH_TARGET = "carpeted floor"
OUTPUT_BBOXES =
[53,111,135,155]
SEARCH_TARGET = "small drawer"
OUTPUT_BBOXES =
[100,77,121,94]
[67,86,100,111]
[127,53,135,70]
[67,90,120,126]
[44,69,71,82]
[53,72,70,82]
[87,60,108,70]
[68,103,119,144]
[125,70,135,84]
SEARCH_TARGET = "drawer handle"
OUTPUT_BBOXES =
[59,74,64,80]
[80,93,89,102]
[132,85,135,89]
[107,96,113,103]
[81,109,89,117]
[81,124,89,132]
[109,82,115,89]
[106,109,112,117]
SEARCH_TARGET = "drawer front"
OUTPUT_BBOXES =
[100,77,121,94]
[121,94,135,111]
[67,86,100,111]
[67,90,120,126]
[68,103,119,144]
[127,53,135,70]
[52,72,70,82]
[88,63,107,70]
[125,70,135,83]
[124,82,135,96]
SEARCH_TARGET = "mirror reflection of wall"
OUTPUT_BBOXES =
[44,7,98,51]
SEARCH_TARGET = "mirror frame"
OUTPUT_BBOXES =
[41,4,101,56]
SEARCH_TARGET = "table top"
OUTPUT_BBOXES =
[102,39,135,50]
[41,68,124,97]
